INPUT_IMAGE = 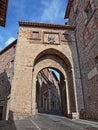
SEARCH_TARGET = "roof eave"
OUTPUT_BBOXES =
[64,0,74,19]
[19,21,75,30]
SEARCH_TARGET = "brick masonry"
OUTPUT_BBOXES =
[0,41,16,120]
[66,0,98,119]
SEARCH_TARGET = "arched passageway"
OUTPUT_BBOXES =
[36,67,68,116]
[33,48,76,117]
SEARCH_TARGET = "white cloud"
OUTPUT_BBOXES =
[40,0,64,23]
[5,37,15,46]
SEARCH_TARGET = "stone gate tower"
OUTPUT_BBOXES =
[9,22,84,119]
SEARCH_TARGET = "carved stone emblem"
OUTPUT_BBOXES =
[48,34,55,44]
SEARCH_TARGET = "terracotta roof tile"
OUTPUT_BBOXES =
[19,21,75,30]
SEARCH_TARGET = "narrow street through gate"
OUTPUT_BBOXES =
[0,113,98,130]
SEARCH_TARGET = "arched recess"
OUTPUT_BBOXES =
[32,48,76,117]
[33,48,71,70]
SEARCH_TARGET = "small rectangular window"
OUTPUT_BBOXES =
[30,31,42,40]
[85,2,94,19]
[95,56,98,64]
[86,5,93,18]
[61,33,69,42]
[0,106,3,120]
[32,31,39,39]
[10,60,14,68]
[13,46,16,54]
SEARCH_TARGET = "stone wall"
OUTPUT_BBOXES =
[67,0,98,119]
[10,22,84,119]
[0,40,17,120]
[0,22,85,120]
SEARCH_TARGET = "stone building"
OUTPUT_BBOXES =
[0,40,17,120]
[65,0,98,119]
[0,0,98,121]
[0,0,8,27]
[0,21,84,120]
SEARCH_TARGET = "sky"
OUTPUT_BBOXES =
[0,0,68,51]
[49,68,60,81]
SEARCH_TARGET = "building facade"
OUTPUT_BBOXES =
[0,0,98,121]
[65,0,98,119]
[0,21,84,120]
[0,40,17,120]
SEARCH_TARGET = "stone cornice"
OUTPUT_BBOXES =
[19,21,75,30]
[64,0,74,18]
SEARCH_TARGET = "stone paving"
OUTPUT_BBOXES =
[0,114,98,130]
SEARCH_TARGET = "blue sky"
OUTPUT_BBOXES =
[0,0,68,50]
[49,68,60,81]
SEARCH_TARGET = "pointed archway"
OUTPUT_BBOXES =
[32,48,76,117]
[36,67,68,116]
